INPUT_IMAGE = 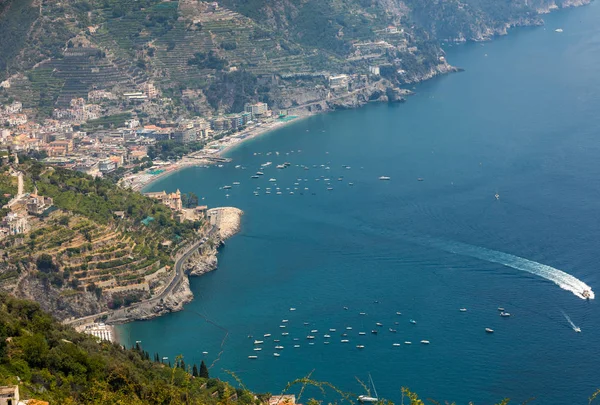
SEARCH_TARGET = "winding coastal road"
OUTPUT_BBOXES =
[64,228,216,327]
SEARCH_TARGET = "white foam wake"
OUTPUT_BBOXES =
[560,310,581,332]
[420,238,594,300]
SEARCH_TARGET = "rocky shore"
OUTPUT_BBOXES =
[102,207,244,325]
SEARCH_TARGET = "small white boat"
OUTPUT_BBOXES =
[222,185,232,190]
[289,307,296,311]
[254,340,263,345]
[324,334,331,338]
[254,348,262,351]
[274,339,280,342]
[409,319,417,324]
[311,330,318,333]
[269,178,277,182]
[294,344,300,348]
[356,345,365,349]
[357,373,379,403]
[396,312,402,315]
[555,28,564,33]
[376,322,383,327]
[282,332,289,336]
[341,339,349,343]
[251,175,259,179]
[306,335,315,339]
[202,351,208,354]
[498,307,505,311]
[303,322,310,325]
[329,328,337,332]
[404,341,412,345]
[495,193,500,200]
[257,172,264,176]
[574,327,581,333]
[264,334,271,337]
[359,332,366,336]
[485,328,494,333]
[275,346,284,350]
[280,325,286,328]
[274,353,281,357]
[324,341,330,345]
[379,176,391,181]
[389,328,397,333]
[500,312,511,317]
[309,342,315,345]
[327,187,333,191]
[359,312,366,316]
[248,355,258,359]
[420,340,430,345]
[392,343,401,347]
[460,308,467,312]
[282,319,288,323]
[346,326,353,330]
[233,182,240,185]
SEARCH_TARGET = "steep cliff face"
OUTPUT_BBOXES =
[401,0,590,42]
[13,275,107,321]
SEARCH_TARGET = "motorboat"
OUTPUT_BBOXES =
[459,308,467,312]
[269,178,277,182]
[404,341,412,345]
[304,322,310,325]
[500,312,511,317]
[251,175,259,179]
[248,356,258,359]
[498,307,505,311]
[256,172,264,176]
[420,340,430,345]
[233,182,240,185]
[329,328,337,332]
[311,330,318,333]
[359,332,366,336]
[264,334,271,337]
[253,348,262,351]
[376,322,383,327]
[222,185,232,190]
[359,312,366,316]
[324,334,331,338]
[274,339,280,342]
[275,346,284,350]
[392,343,401,347]
[574,327,582,333]
[346,326,353,330]
[356,345,365,349]
[371,330,378,335]
[254,340,263,345]
[274,353,281,357]
[379,176,391,181]
[289,307,296,311]
[396,312,402,315]
[294,345,300,348]
[324,341,330,345]
[280,325,286,328]
[341,339,349,343]
[306,335,315,339]
[410,319,417,324]
[555,28,564,32]
[282,332,289,336]
[389,328,397,333]
[485,328,494,333]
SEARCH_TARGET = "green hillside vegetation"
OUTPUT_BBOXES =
[0,293,256,404]
[0,162,205,312]
[0,0,38,76]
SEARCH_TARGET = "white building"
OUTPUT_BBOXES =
[369,66,381,76]
[2,212,30,235]
[244,102,269,118]
[328,74,350,89]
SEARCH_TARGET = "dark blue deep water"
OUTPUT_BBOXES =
[119,4,600,404]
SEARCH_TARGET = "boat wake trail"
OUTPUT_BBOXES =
[560,310,582,332]
[415,237,594,300]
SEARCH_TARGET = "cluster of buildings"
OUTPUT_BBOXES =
[143,189,208,223]
[0,167,54,239]
[0,82,277,182]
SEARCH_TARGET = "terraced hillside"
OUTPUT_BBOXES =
[0,162,206,319]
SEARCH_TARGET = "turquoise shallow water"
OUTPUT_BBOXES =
[119,4,600,404]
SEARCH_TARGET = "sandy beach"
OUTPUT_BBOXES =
[125,111,314,192]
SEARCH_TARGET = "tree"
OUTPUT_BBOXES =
[36,253,58,273]
[192,364,198,377]
[188,192,199,208]
[199,360,209,378]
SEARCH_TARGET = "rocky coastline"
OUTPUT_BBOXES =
[102,207,244,325]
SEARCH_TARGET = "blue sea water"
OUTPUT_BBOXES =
[119,4,600,404]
